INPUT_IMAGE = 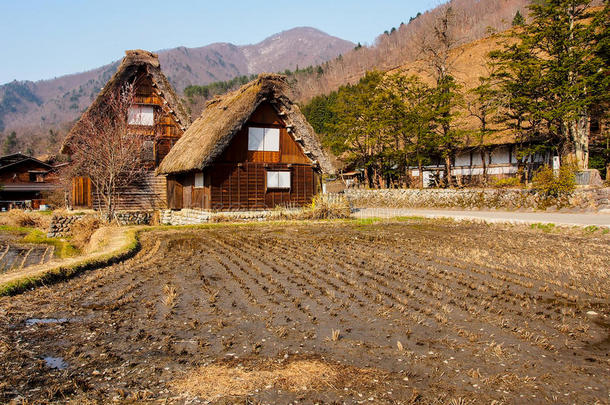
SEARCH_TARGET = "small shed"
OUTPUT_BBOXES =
[157,74,333,210]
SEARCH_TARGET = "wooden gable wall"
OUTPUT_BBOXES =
[219,102,311,165]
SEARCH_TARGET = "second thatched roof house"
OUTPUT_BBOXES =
[62,50,191,210]
[157,74,333,210]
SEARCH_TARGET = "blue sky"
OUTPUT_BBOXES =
[0,0,434,84]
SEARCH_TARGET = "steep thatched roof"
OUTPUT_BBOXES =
[157,74,334,175]
[61,50,190,154]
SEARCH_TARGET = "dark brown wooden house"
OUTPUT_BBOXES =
[157,74,333,210]
[62,50,191,210]
[0,153,62,210]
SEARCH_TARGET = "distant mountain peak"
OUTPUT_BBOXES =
[0,27,354,148]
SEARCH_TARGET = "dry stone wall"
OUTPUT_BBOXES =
[47,214,85,238]
[47,211,152,238]
[342,188,610,211]
[114,212,153,225]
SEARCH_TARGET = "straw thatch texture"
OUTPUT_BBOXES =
[61,50,190,154]
[157,74,334,175]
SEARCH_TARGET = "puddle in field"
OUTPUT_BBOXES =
[25,318,68,326]
[44,356,68,370]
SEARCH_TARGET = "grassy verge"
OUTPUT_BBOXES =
[0,225,79,258]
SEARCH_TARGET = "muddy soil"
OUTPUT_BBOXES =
[0,220,608,404]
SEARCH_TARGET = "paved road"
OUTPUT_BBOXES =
[353,207,610,227]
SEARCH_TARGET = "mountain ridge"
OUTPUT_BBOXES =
[0,26,354,153]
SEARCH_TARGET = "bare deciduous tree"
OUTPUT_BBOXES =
[419,5,464,187]
[64,83,149,221]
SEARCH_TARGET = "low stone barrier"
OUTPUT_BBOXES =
[47,214,85,238]
[160,209,280,225]
[342,187,610,211]
[48,211,152,238]
[115,211,153,226]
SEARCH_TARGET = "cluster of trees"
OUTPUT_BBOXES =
[184,74,258,103]
[302,0,609,187]
[303,71,461,188]
[0,129,61,157]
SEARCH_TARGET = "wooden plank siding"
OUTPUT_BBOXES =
[74,171,167,210]
[168,163,317,210]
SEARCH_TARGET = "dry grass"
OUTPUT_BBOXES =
[273,194,351,221]
[71,216,101,251]
[171,359,376,400]
[83,225,117,254]
[163,284,177,308]
[0,210,51,230]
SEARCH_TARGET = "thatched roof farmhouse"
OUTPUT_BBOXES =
[159,74,333,210]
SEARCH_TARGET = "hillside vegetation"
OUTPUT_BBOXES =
[302,1,609,187]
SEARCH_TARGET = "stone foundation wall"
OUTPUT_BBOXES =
[342,188,610,211]
[160,209,277,225]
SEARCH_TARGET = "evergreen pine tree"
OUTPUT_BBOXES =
[512,10,525,27]
[491,0,608,169]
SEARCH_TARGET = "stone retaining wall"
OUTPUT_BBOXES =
[47,214,85,238]
[342,188,610,211]
[47,211,153,238]
[115,211,153,226]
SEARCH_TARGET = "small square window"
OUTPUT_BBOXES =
[266,171,290,189]
[141,140,154,162]
[248,127,280,152]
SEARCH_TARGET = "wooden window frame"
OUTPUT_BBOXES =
[248,127,280,152]
[265,170,291,191]
[194,172,205,188]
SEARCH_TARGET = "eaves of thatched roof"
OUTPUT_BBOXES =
[157,74,334,175]
[61,49,190,154]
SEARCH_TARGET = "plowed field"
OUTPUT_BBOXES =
[1,220,608,404]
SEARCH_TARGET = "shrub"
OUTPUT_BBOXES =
[306,194,351,220]
[492,177,521,188]
[70,216,102,250]
[532,164,576,198]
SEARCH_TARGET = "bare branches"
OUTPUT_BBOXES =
[64,83,152,220]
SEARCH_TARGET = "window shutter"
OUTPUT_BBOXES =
[267,171,279,188]
[195,172,204,188]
